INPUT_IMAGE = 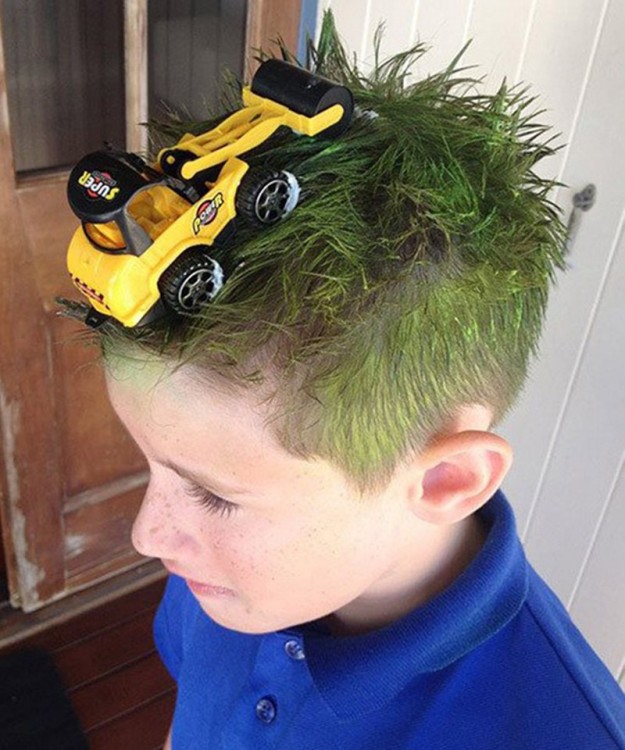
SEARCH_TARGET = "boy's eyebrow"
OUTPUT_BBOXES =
[160,459,252,497]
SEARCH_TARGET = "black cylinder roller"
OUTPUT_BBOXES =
[251,59,353,138]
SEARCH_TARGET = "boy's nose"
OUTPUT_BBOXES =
[131,481,185,560]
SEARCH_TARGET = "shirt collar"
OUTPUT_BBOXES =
[296,490,529,718]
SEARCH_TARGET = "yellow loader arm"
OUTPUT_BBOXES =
[157,59,353,183]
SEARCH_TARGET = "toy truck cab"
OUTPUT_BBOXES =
[68,149,183,257]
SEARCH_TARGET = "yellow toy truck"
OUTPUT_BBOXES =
[66,59,353,328]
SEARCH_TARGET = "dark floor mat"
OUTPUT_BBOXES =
[0,649,88,750]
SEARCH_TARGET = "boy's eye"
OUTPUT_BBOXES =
[184,484,239,518]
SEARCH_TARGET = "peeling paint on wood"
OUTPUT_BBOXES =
[0,382,20,504]
[9,497,45,607]
[0,381,45,606]
[65,532,89,559]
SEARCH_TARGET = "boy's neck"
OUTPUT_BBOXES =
[321,512,488,637]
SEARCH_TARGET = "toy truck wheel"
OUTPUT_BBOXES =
[236,168,300,227]
[158,248,224,313]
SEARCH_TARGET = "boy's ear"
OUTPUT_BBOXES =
[406,431,513,525]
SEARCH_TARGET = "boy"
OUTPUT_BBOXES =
[74,14,625,750]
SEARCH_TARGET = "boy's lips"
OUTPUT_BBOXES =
[185,579,235,597]
[162,561,235,597]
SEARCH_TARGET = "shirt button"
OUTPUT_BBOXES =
[284,639,305,660]
[255,696,277,724]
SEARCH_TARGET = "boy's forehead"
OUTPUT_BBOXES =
[105,352,174,392]
[105,354,292,466]
[104,354,358,500]
[106,354,242,408]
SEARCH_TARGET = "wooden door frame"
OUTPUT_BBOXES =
[124,0,149,154]
[246,0,304,76]
[0,0,303,614]
[0,2,66,610]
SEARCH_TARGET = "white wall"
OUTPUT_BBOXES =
[318,0,625,687]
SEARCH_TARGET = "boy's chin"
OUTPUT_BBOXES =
[195,597,295,636]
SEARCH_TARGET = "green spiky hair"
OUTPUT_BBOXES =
[93,11,567,490]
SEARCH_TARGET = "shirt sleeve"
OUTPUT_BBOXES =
[153,574,186,681]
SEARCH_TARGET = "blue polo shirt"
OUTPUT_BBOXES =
[154,490,625,749]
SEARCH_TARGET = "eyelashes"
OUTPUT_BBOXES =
[184,484,239,518]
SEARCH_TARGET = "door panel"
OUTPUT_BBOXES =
[16,183,147,493]
[11,179,147,608]
[0,0,301,612]
[65,484,147,582]
[148,0,248,121]
[0,187,66,610]
[1,0,126,174]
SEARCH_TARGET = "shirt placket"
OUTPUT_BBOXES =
[219,630,314,749]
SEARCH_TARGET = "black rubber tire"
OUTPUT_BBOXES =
[158,248,224,314]
[236,167,300,227]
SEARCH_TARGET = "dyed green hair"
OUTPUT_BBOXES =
[93,12,567,490]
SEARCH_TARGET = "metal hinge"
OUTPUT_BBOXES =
[566,183,597,251]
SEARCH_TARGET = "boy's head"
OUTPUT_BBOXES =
[106,354,510,635]
[95,14,565,633]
